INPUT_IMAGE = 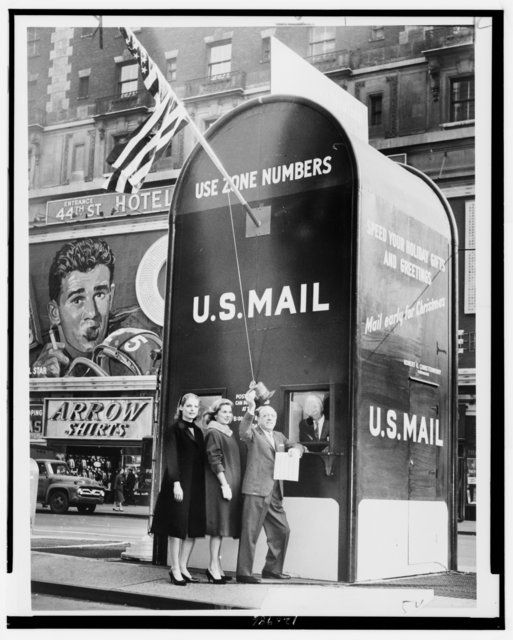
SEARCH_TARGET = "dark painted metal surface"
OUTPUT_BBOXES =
[158,95,456,582]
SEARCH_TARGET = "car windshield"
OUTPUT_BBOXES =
[50,463,69,475]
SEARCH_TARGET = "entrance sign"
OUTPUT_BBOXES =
[45,186,174,225]
[44,397,154,440]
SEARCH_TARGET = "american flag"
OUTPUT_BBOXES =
[104,27,188,194]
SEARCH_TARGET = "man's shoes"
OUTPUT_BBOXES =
[261,570,291,580]
[236,575,261,584]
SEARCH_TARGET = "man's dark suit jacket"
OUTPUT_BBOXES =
[299,417,329,452]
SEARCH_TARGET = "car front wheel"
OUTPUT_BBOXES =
[76,504,96,514]
[49,490,69,514]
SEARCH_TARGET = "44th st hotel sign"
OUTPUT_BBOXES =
[44,186,174,225]
[44,397,154,440]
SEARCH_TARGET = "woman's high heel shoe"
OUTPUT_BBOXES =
[182,574,199,583]
[206,569,226,584]
[169,570,187,586]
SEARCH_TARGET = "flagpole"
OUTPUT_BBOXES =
[117,26,260,228]
[184,114,261,228]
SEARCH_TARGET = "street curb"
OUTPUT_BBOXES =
[31,580,246,611]
[93,511,149,520]
[36,508,149,520]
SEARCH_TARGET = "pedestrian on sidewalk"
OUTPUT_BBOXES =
[236,388,305,584]
[203,398,242,584]
[113,468,125,512]
[125,468,137,505]
[151,393,206,586]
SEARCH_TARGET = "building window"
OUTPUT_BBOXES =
[72,144,85,173]
[368,94,383,126]
[261,37,271,62]
[166,57,177,83]
[370,26,385,41]
[464,200,476,314]
[27,27,39,57]
[309,26,336,57]
[450,76,475,122]
[164,141,173,157]
[118,62,139,96]
[208,42,232,78]
[106,132,129,172]
[458,329,476,354]
[110,133,129,155]
[287,389,330,452]
[78,75,89,99]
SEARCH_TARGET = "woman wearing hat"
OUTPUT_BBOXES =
[151,393,206,586]
[203,398,242,584]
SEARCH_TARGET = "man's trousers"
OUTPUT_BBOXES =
[236,482,290,577]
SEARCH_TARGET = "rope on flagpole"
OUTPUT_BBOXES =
[227,192,255,383]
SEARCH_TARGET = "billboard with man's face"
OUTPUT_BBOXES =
[29,229,167,377]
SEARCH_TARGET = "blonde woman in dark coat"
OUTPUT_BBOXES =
[151,393,206,586]
[203,398,242,584]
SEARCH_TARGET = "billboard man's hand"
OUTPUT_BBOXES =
[31,341,70,377]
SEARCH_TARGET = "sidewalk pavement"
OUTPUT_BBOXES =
[31,548,476,614]
[94,503,150,518]
[32,507,476,612]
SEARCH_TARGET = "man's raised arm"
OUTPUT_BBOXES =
[239,390,257,443]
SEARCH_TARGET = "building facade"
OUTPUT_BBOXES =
[26,22,476,518]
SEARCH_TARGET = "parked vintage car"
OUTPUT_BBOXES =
[35,459,105,514]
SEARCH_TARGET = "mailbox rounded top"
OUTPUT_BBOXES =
[174,93,455,246]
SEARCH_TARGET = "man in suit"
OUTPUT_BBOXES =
[298,394,329,453]
[236,391,306,584]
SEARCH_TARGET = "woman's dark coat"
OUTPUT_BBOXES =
[113,472,124,503]
[151,419,206,539]
[204,427,242,538]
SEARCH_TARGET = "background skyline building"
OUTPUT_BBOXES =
[26,21,476,521]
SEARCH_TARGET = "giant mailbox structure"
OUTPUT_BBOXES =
[154,92,457,582]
